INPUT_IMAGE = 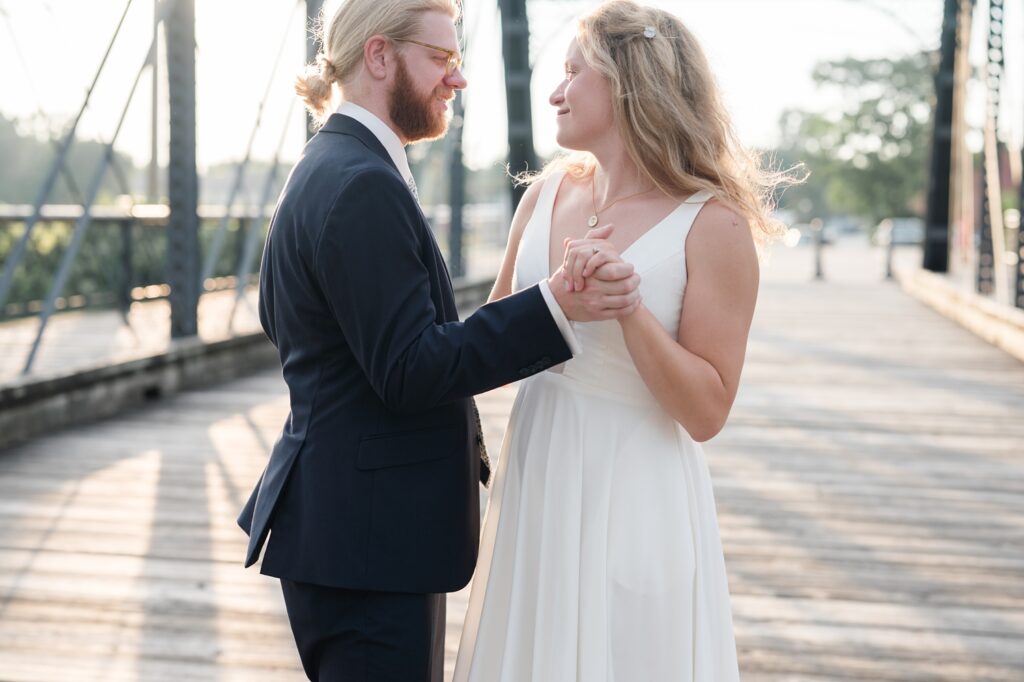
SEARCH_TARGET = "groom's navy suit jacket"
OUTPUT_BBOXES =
[238,114,572,594]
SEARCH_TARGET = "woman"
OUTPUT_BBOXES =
[454,2,791,679]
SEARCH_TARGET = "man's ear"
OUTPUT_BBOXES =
[364,35,392,80]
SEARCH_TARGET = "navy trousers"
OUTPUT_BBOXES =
[280,579,445,681]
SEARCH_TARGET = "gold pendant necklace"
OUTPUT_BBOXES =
[589,173,655,228]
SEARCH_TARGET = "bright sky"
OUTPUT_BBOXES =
[0,0,1019,174]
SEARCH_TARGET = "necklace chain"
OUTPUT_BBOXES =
[588,173,655,227]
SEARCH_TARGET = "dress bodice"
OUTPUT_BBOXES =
[513,171,712,405]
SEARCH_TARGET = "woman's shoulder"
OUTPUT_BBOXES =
[690,198,752,243]
[687,197,758,273]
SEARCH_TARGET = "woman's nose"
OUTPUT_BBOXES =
[549,84,565,107]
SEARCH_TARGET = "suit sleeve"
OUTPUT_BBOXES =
[313,169,573,412]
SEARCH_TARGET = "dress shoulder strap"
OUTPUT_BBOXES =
[622,189,712,268]
[686,190,714,206]
[676,190,715,239]
[533,170,566,223]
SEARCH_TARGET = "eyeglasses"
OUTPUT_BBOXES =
[394,39,463,76]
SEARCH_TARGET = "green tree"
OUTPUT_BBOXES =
[0,114,138,205]
[775,52,934,226]
[0,114,146,315]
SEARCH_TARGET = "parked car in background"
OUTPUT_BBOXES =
[873,217,924,246]
[828,216,865,236]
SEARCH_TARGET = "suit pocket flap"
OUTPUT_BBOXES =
[356,426,458,470]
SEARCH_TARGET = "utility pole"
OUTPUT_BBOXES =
[446,9,469,279]
[498,0,537,210]
[307,0,324,141]
[149,0,160,201]
[448,91,466,278]
[948,0,974,279]
[922,0,969,273]
[165,0,199,338]
[1017,127,1024,309]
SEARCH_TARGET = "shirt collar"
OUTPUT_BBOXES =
[335,102,414,185]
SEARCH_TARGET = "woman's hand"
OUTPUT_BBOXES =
[560,224,631,292]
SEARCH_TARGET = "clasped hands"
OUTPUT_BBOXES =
[548,225,642,322]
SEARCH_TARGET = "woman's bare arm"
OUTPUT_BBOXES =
[617,201,759,441]
[488,179,545,303]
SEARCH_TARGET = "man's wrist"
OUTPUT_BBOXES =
[538,279,581,356]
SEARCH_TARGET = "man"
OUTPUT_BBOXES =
[237,1,641,679]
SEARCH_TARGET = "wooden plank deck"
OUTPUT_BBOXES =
[0,240,1022,681]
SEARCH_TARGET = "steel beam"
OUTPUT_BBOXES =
[923,0,969,272]
[976,0,1004,295]
[498,0,537,210]
[165,0,200,338]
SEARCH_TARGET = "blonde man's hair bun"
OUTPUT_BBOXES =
[294,55,335,124]
[317,53,340,83]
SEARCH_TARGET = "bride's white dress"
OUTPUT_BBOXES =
[453,171,740,681]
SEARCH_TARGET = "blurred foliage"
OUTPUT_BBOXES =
[0,113,137,205]
[775,52,934,227]
[0,107,505,317]
[0,221,162,316]
[0,113,274,316]
[0,217,258,318]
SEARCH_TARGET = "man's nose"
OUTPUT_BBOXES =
[446,66,468,89]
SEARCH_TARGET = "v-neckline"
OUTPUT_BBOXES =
[544,171,693,278]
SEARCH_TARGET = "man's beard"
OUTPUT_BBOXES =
[388,55,450,143]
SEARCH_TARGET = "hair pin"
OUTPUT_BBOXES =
[643,26,657,39]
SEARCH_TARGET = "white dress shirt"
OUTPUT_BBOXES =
[334,101,581,356]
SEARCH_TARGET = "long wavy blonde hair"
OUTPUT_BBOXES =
[525,0,798,246]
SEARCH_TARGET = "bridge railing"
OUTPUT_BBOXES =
[0,202,508,321]
[1,204,252,320]
[0,201,508,376]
